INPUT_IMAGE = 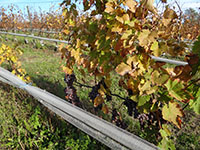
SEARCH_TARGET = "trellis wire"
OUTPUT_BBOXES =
[0,67,159,150]
[0,28,61,34]
[0,31,188,66]
[0,31,68,44]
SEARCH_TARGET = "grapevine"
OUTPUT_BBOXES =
[0,44,30,82]
[60,0,200,148]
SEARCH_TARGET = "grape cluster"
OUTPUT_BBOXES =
[123,98,139,118]
[137,113,150,130]
[88,79,112,112]
[101,79,112,102]
[111,109,127,129]
[105,94,112,101]
[89,84,100,102]
[64,74,76,86]
[137,112,161,130]
[89,82,102,111]
[64,74,82,108]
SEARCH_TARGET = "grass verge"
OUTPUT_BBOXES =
[0,82,109,149]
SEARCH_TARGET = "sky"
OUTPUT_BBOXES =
[0,0,199,14]
[0,0,64,13]
[167,0,200,10]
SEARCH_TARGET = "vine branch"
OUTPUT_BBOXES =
[74,80,127,101]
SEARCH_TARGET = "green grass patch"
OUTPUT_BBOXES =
[0,82,109,149]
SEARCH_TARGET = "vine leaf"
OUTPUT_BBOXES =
[115,62,131,76]
[121,29,132,40]
[144,0,157,14]
[152,70,169,86]
[94,95,104,107]
[102,104,109,114]
[190,88,200,114]
[105,2,115,14]
[151,41,160,56]
[62,66,72,75]
[163,7,178,20]
[138,95,150,106]
[138,29,157,46]
[138,29,150,46]
[123,0,137,13]
[162,101,184,128]
[165,79,187,101]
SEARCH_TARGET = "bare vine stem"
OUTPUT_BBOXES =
[74,80,127,101]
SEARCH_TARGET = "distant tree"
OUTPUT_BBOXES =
[182,8,200,39]
[184,8,200,22]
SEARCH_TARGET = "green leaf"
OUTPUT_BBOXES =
[190,88,200,114]
[88,22,98,33]
[158,137,176,150]
[165,79,186,101]
[192,36,200,57]
[152,70,169,86]
[138,95,150,106]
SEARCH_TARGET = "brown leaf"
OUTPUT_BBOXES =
[114,40,123,51]
[163,7,178,20]
[94,95,104,107]
[102,104,109,114]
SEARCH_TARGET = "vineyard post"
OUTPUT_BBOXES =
[26,6,33,34]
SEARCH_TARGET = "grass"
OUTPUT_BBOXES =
[1,35,200,149]
[0,82,109,149]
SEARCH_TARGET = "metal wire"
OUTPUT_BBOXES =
[0,31,189,66]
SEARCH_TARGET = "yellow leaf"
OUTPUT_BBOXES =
[121,29,132,40]
[124,0,137,13]
[143,0,157,14]
[105,2,115,13]
[122,14,130,22]
[94,95,104,107]
[98,85,106,96]
[116,16,124,24]
[111,26,123,33]
[151,41,160,56]
[162,101,184,128]
[63,29,70,34]
[115,62,132,76]
[138,29,150,46]
[62,66,72,74]
[162,18,171,26]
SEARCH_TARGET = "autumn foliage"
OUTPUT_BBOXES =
[60,0,200,147]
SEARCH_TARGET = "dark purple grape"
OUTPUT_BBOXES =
[111,109,127,129]
[64,74,76,86]
[123,98,138,118]
[106,94,112,101]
